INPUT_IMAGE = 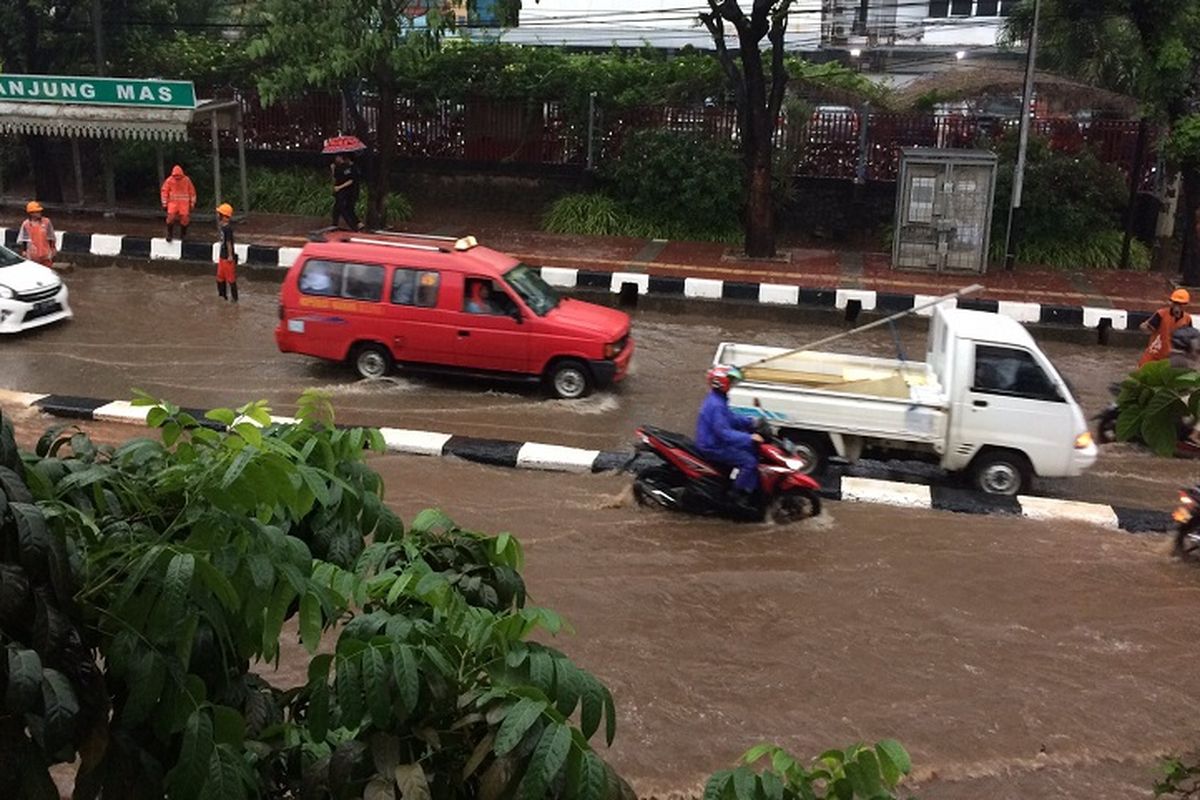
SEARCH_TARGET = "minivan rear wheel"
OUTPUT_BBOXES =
[353,343,393,380]
[547,360,592,400]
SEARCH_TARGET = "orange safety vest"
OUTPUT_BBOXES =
[20,218,54,265]
[160,174,196,207]
[1140,307,1193,366]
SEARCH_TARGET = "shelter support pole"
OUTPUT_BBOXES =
[211,113,222,211]
[586,92,597,172]
[1003,0,1040,271]
[237,104,249,215]
[71,139,85,207]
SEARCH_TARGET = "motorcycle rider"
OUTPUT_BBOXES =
[696,365,763,511]
[1139,289,1192,367]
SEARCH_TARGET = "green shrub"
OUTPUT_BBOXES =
[543,192,741,243]
[706,740,913,800]
[247,166,413,223]
[990,136,1146,269]
[603,129,744,238]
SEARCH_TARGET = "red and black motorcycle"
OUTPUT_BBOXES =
[1173,485,1200,560]
[630,422,822,523]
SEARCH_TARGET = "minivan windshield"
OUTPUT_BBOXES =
[504,263,560,316]
[0,246,24,269]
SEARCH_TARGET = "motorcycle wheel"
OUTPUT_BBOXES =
[1096,408,1118,444]
[633,467,681,510]
[1174,526,1200,561]
[766,489,821,524]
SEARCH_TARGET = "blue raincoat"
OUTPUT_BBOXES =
[695,389,759,492]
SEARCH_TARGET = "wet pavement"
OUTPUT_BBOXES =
[1,263,1195,509]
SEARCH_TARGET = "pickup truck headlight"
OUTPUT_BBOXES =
[604,336,628,360]
[1074,431,1094,449]
[0,285,12,300]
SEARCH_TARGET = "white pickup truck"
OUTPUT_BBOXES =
[715,306,1097,496]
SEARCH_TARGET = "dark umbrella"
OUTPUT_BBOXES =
[322,135,367,154]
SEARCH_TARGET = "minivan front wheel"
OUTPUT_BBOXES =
[353,343,393,380]
[547,360,592,400]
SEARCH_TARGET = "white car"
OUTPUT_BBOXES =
[0,245,72,333]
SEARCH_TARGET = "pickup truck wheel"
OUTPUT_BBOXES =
[547,360,592,400]
[970,451,1029,496]
[781,431,829,475]
[354,343,393,380]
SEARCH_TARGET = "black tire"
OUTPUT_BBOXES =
[353,343,393,380]
[1096,408,1118,444]
[779,430,830,476]
[969,450,1030,497]
[766,489,822,524]
[633,467,681,509]
[546,359,592,400]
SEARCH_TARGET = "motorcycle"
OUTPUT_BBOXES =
[1172,486,1200,560]
[629,421,822,524]
[1095,383,1200,457]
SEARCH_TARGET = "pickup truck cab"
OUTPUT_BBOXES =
[0,244,72,334]
[716,306,1096,496]
[275,230,633,399]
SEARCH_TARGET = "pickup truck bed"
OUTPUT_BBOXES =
[716,343,949,446]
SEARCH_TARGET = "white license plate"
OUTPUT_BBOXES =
[287,319,305,333]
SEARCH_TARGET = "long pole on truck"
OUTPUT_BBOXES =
[740,283,985,373]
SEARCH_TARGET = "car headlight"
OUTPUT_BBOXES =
[0,285,12,300]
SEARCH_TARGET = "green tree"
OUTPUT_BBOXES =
[1004,0,1200,280]
[700,0,796,258]
[247,0,454,228]
[0,393,630,799]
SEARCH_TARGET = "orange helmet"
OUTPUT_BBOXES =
[1171,289,1191,305]
[25,201,43,214]
[216,203,234,217]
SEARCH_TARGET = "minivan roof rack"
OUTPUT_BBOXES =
[346,237,446,253]
[309,228,481,253]
[308,227,460,243]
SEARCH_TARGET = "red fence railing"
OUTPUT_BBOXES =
[205,90,1159,185]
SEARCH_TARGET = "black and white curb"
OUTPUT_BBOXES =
[0,389,1171,534]
[1,227,1152,333]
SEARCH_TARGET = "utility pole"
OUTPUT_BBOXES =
[92,0,117,214]
[1002,0,1040,271]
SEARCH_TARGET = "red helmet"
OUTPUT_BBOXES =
[707,364,744,393]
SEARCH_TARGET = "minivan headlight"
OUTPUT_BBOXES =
[0,285,12,300]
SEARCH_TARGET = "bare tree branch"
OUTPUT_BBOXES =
[699,5,745,102]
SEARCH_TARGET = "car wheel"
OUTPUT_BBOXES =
[767,489,821,524]
[548,360,592,400]
[354,343,392,380]
[970,451,1029,496]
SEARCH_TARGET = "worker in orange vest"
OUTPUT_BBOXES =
[160,164,197,242]
[215,202,238,303]
[17,201,56,268]
[1139,289,1194,367]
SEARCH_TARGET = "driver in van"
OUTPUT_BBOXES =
[696,365,763,512]
[465,279,502,314]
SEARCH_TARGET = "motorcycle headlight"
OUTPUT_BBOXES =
[0,285,12,300]
[783,458,805,471]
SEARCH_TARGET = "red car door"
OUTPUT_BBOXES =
[452,276,530,373]
[383,266,458,365]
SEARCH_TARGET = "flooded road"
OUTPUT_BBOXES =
[0,263,1195,509]
[5,408,1200,799]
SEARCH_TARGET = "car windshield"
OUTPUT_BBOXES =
[0,246,24,269]
[504,263,560,316]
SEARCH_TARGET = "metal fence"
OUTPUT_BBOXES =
[208,90,1158,185]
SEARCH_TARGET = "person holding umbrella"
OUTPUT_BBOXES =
[324,136,367,231]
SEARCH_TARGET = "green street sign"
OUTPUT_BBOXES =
[0,74,196,109]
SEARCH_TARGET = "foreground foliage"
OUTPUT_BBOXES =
[1116,360,1200,456]
[707,742,913,800]
[0,392,626,799]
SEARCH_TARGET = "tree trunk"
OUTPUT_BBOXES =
[1181,164,1200,286]
[23,135,63,203]
[368,83,396,229]
[744,158,775,257]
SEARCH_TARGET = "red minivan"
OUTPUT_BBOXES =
[275,230,633,399]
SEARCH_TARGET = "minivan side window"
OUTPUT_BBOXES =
[391,268,440,308]
[973,344,1063,402]
[342,263,385,301]
[298,259,343,297]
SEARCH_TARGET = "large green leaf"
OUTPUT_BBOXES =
[703,770,733,800]
[363,646,391,727]
[518,721,572,800]
[494,697,547,756]
[5,647,43,712]
[11,502,50,578]
[579,676,603,741]
[336,653,364,729]
[169,708,215,800]
[40,668,81,755]
[732,766,759,800]
[391,642,420,719]
[875,740,911,787]
[160,552,196,630]
[299,590,323,654]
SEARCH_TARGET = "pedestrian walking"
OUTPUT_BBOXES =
[17,201,56,268]
[331,153,364,231]
[160,165,197,242]
[1139,289,1193,366]
[215,202,238,303]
